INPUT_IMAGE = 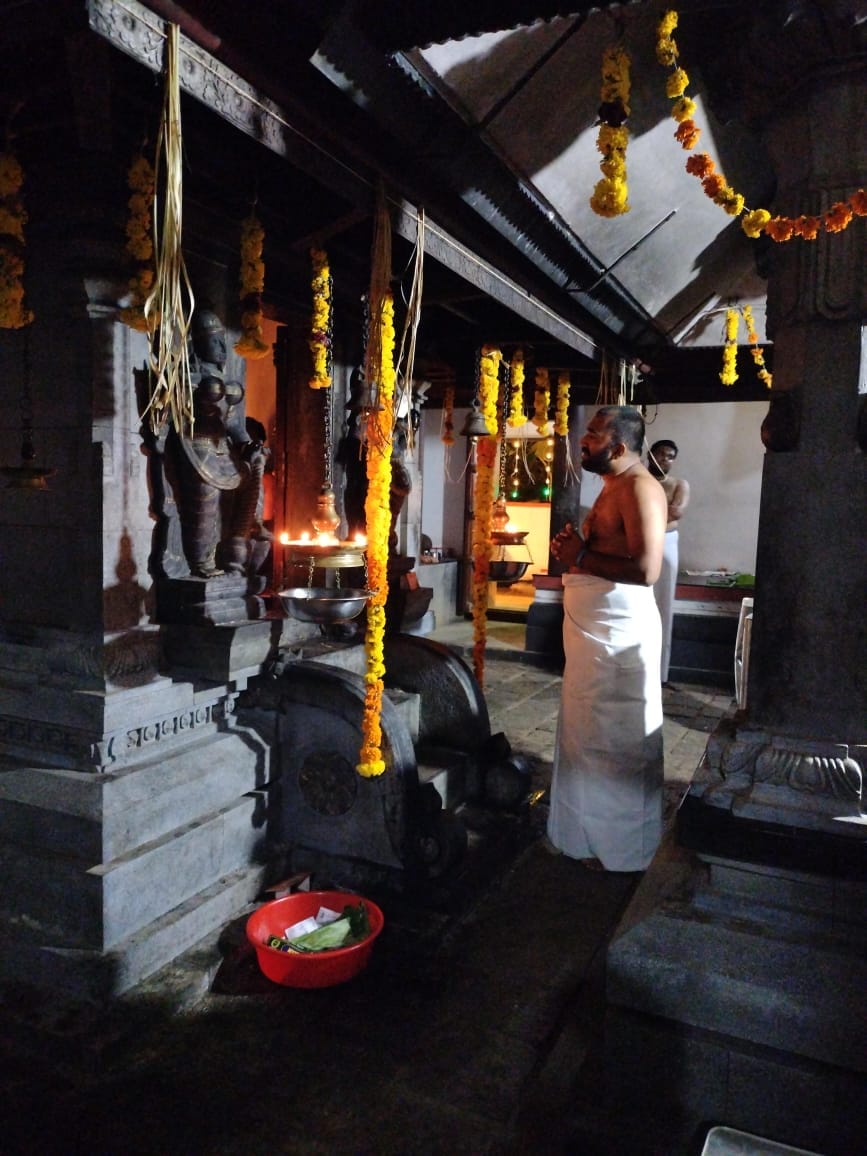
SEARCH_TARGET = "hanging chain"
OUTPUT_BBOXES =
[307,555,315,588]
[323,387,333,489]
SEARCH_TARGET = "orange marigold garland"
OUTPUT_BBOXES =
[555,371,571,437]
[741,304,773,389]
[234,211,270,359]
[471,434,498,688]
[533,367,550,433]
[0,149,33,329]
[308,247,333,389]
[659,10,865,242]
[119,152,155,333]
[507,349,527,426]
[590,44,631,218]
[357,291,396,778]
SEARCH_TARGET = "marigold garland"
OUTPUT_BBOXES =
[533,367,550,433]
[507,349,527,426]
[479,345,502,435]
[0,150,33,329]
[308,247,332,389]
[590,44,631,218]
[741,304,773,389]
[719,308,740,386]
[357,291,396,778]
[471,434,498,688]
[441,385,455,446]
[658,10,866,242]
[234,211,270,359]
[119,152,155,333]
[555,371,571,437]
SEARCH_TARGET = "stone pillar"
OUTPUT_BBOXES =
[596,12,867,1150]
[685,8,867,834]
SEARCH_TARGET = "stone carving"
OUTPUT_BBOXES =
[144,309,269,606]
[697,721,864,828]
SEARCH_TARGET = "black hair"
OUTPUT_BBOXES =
[650,438,678,457]
[596,405,645,453]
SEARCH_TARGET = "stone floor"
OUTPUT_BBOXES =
[0,620,739,1156]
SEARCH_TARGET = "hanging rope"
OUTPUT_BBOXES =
[141,22,195,435]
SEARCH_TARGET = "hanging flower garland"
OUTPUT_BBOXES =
[507,349,527,426]
[657,10,867,242]
[590,44,631,218]
[554,371,571,436]
[471,434,498,688]
[308,247,332,389]
[479,345,501,435]
[0,149,33,329]
[533,367,550,433]
[441,385,455,446]
[719,308,739,386]
[357,290,396,778]
[741,305,772,388]
[119,152,155,333]
[234,210,269,359]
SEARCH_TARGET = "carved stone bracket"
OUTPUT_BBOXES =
[697,718,864,832]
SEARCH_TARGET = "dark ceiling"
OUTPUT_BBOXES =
[3,0,794,405]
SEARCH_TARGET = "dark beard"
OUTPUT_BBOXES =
[581,446,615,475]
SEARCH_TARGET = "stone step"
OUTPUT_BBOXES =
[0,792,267,951]
[0,863,266,1002]
[0,726,271,861]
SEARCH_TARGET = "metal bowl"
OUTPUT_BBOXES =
[279,587,371,624]
[490,529,529,546]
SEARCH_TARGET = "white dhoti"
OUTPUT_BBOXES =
[547,574,664,872]
[653,528,678,683]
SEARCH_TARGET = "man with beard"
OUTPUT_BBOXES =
[545,406,667,872]
[647,439,690,685]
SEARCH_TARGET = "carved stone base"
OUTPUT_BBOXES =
[156,573,267,626]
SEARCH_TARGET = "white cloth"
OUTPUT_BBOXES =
[653,528,679,683]
[547,573,664,872]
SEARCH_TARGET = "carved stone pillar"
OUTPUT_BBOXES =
[691,4,867,831]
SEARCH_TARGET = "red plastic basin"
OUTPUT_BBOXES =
[246,890,385,988]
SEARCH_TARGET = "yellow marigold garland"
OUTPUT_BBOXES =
[479,345,502,435]
[471,434,498,688]
[234,211,270,359]
[533,367,550,433]
[119,153,155,333]
[507,349,527,426]
[555,371,571,437]
[0,150,33,329]
[719,308,740,386]
[590,44,631,218]
[357,291,396,778]
[741,304,773,389]
[659,10,866,242]
[441,385,455,446]
[655,11,702,153]
[309,247,332,389]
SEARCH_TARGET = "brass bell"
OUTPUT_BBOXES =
[460,400,490,439]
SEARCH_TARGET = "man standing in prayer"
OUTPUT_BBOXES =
[547,406,667,872]
[648,439,690,685]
